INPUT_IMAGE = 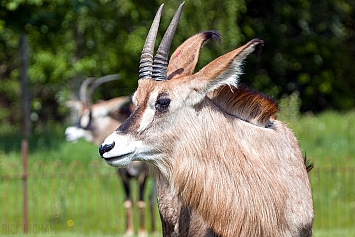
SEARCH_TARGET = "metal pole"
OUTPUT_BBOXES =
[21,139,28,234]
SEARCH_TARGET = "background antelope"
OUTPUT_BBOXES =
[65,75,156,237]
[99,3,314,237]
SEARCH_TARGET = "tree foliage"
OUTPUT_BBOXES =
[239,0,355,112]
[0,0,354,135]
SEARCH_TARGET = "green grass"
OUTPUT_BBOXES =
[0,228,354,237]
[0,136,161,236]
[313,228,355,237]
[1,110,355,236]
[288,111,355,168]
[280,110,355,231]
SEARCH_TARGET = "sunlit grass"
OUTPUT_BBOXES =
[290,111,355,168]
[1,228,355,237]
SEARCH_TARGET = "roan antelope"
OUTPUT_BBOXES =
[65,75,156,237]
[99,3,314,237]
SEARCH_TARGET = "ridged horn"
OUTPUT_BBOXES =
[152,2,185,81]
[139,4,164,79]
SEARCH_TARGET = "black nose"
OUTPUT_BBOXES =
[99,142,115,157]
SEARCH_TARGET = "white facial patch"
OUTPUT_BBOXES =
[101,133,138,159]
[65,126,93,143]
[132,92,137,107]
[101,132,156,168]
[80,110,91,128]
[137,91,159,132]
[138,107,155,132]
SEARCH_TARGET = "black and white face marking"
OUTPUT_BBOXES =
[65,108,94,143]
[134,91,171,133]
[99,90,173,168]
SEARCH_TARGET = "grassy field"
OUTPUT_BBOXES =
[1,109,355,236]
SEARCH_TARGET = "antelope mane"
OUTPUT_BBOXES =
[208,85,279,127]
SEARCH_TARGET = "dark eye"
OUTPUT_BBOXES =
[155,98,171,112]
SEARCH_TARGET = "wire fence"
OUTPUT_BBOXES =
[0,143,354,235]
[309,167,355,229]
[0,141,158,235]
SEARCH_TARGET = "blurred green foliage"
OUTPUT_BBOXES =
[239,0,355,112]
[1,0,355,135]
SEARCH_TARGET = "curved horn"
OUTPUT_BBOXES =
[139,4,164,79]
[152,2,185,81]
[87,74,121,105]
[80,77,96,105]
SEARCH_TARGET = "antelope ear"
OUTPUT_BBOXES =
[65,100,83,112]
[192,38,263,93]
[167,31,221,80]
[97,96,132,116]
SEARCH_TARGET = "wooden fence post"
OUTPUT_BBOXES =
[22,139,28,234]
[20,30,30,234]
[20,33,30,138]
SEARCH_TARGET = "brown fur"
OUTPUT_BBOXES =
[156,34,312,236]
[208,85,279,127]
[170,110,305,236]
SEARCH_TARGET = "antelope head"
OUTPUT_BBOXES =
[65,74,131,145]
[99,3,267,172]
[99,4,314,236]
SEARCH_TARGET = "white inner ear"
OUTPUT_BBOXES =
[206,43,258,93]
[207,59,244,93]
